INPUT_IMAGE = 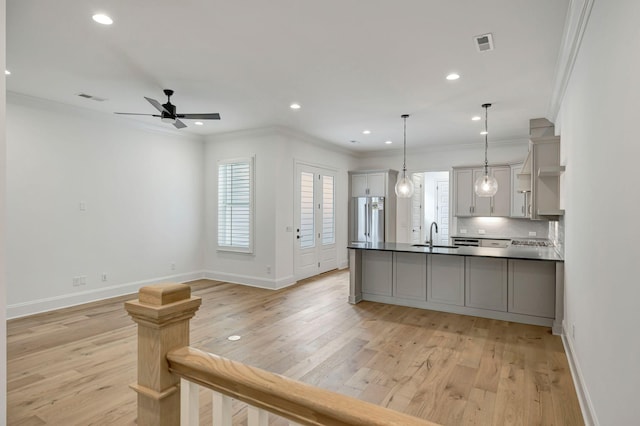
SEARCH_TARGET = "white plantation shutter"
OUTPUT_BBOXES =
[299,172,315,249]
[322,175,335,245]
[218,157,254,252]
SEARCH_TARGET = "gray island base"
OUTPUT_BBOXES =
[348,242,564,335]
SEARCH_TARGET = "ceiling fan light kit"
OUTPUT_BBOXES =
[115,89,220,129]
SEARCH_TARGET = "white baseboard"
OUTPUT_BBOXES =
[562,321,599,426]
[203,270,297,290]
[338,259,349,270]
[7,271,207,319]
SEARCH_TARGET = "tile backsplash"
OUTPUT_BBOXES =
[455,217,551,239]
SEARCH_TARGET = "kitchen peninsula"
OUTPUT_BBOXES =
[348,242,564,334]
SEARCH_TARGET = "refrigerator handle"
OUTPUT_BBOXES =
[365,202,369,238]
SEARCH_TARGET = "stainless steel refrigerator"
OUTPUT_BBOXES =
[351,197,385,243]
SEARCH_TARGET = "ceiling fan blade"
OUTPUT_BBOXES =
[114,112,160,116]
[177,113,221,120]
[145,97,169,114]
[173,119,187,129]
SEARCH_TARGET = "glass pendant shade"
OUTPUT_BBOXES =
[474,173,498,197]
[474,103,498,197]
[395,172,414,198]
[395,114,414,198]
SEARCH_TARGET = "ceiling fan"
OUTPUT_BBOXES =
[115,89,221,129]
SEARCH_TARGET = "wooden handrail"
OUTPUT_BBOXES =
[168,346,440,426]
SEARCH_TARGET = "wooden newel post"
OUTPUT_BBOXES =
[125,283,202,426]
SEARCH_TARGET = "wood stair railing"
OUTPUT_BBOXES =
[125,283,439,426]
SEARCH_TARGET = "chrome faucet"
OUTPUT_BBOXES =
[426,222,438,248]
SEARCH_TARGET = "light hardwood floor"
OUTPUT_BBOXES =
[7,269,584,425]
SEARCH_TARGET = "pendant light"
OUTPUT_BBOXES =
[474,103,498,197]
[395,114,414,198]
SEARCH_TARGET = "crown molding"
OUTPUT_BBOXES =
[547,0,595,122]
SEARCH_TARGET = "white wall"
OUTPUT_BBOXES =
[557,0,640,423]
[6,94,205,318]
[1,0,7,420]
[204,127,356,288]
[355,139,529,172]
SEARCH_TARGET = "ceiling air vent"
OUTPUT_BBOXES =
[474,33,494,52]
[77,93,107,102]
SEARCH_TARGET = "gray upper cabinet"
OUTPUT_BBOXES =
[465,257,508,311]
[491,166,511,217]
[453,166,511,217]
[518,118,565,220]
[510,163,529,218]
[351,172,386,197]
[454,168,474,217]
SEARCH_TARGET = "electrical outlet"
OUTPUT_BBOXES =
[101,273,107,282]
[478,229,486,235]
[73,275,87,286]
[171,262,176,271]
[460,229,467,234]
[79,201,87,211]
[529,231,537,237]
[266,265,271,274]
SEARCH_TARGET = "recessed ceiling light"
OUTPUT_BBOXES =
[5,70,10,75]
[472,116,481,121]
[290,103,301,110]
[194,121,204,126]
[480,130,488,135]
[362,130,371,135]
[446,73,460,81]
[385,140,393,145]
[92,14,113,25]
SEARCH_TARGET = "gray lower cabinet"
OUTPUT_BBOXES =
[362,251,393,296]
[393,252,427,300]
[508,259,556,318]
[465,257,508,311]
[428,254,465,306]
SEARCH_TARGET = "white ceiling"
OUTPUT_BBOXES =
[6,0,569,152]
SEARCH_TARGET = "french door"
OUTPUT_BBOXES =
[294,162,337,280]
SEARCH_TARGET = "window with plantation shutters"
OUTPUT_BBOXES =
[218,157,254,253]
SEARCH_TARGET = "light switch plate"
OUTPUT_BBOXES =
[460,229,467,234]
[529,231,537,237]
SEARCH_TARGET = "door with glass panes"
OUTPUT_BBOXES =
[294,163,337,280]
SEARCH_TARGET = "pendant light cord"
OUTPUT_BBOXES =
[402,114,409,173]
[482,104,491,175]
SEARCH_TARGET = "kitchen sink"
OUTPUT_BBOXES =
[411,244,459,249]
